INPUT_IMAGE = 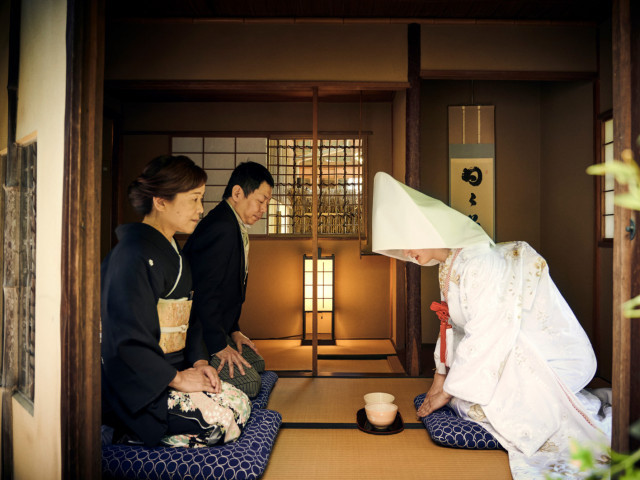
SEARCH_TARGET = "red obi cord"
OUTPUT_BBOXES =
[430,301,451,364]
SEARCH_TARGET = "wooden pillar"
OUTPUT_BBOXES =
[630,0,640,453]
[311,87,319,375]
[1,0,21,477]
[61,0,104,477]
[611,0,640,453]
[405,23,421,376]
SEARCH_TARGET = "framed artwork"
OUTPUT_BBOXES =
[448,105,495,239]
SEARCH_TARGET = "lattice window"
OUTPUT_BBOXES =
[18,144,36,401]
[172,136,269,234]
[598,116,614,242]
[172,134,366,237]
[267,137,365,236]
[2,142,36,405]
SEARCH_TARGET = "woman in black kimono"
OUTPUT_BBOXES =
[101,155,251,448]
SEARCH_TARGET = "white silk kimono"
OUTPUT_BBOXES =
[371,171,611,478]
[438,242,610,479]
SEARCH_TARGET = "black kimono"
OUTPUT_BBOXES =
[101,223,208,446]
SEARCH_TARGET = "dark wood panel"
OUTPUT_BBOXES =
[628,0,640,453]
[61,0,104,478]
[611,0,640,454]
[1,0,21,478]
[405,23,421,376]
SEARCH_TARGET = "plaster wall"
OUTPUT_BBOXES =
[105,22,407,82]
[540,81,595,339]
[0,0,8,151]
[421,24,597,73]
[420,80,582,345]
[418,79,595,350]
[11,0,67,478]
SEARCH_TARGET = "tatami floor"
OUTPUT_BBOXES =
[255,339,512,479]
[259,377,512,479]
[254,339,405,375]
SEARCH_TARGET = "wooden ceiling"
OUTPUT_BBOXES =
[106,0,612,23]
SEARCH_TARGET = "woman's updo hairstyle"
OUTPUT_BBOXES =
[128,155,208,216]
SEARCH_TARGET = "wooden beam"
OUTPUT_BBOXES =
[420,70,597,81]
[61,0,104,478]
[103,80,409,103]
[405,23,421,376]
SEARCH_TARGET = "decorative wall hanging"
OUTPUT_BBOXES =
[448,105,495,239]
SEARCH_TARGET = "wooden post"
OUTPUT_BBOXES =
[60,0,104,477]
[1,0,21,477]
[611,0,640,453]
[405,23,421,376]
[312,87,319,375]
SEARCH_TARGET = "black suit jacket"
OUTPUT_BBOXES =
[183,201,247,355]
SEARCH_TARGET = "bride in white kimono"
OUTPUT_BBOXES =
[372,171,611,479]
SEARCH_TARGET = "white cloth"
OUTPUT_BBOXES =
[440,242,610,479]
[370,173,611,479]
[372,171,493,265]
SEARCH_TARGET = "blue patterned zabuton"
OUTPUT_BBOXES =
[251,371,278,410]
[414,393,502,450]
[102,408,282,480]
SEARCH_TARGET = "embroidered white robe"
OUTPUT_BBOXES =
[436,242,609,478]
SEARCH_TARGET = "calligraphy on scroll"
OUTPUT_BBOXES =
[448,105,495,239]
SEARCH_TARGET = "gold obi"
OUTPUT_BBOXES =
[157,297,192,354]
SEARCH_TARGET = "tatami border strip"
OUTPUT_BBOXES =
[281,422,425,430]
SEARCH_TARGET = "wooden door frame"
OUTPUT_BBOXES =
[60,0,104,477]
[611,0,640,453]
[405,23,422,376]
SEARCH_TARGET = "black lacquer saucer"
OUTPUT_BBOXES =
[356,408,404,435]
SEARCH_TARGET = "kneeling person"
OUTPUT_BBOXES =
[184,161,274,397]
[101,155,251,448]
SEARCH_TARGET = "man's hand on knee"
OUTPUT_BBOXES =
[230,331,260,355]
[215,345,252,378]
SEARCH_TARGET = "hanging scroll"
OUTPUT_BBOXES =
[448,105,495,239]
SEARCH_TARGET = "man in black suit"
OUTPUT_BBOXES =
[184,162,274,397]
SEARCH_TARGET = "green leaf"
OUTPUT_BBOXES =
[587,160,637,177]
[571,440,597,470]
[623,295,640,318]
[615,193,640,211]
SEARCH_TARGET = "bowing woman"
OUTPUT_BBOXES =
[371,172,610,479]
[101,155,251,448]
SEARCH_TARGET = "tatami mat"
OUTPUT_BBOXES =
[263,377,512,479]
[255,339,404,374]
[261,429,512,480]
[267,377,431,424]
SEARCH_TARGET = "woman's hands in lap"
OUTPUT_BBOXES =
[169,360,222,394]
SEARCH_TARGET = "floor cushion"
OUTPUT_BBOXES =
[413,393,502,450]
[102,408,282,480]
[252,371,278,410]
